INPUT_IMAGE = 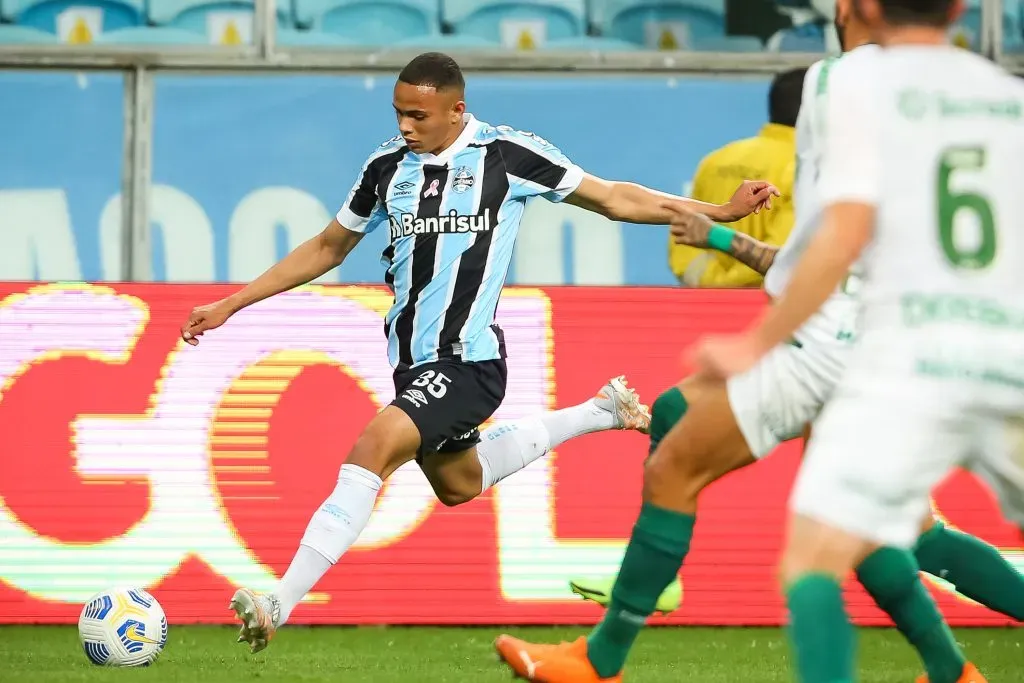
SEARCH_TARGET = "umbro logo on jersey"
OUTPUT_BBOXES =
[389,209,493,240]
[393,181,416,198]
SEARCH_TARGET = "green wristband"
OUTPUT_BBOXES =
[707,224,736,253]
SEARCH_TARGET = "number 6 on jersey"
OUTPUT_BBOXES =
[936,146,997,270]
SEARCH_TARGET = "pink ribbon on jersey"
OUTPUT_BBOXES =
[423,179,440,198]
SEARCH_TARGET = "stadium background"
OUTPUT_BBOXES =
[1,0,1022,634]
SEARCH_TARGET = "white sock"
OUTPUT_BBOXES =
[271,463,382,625]
[477,399,617,493]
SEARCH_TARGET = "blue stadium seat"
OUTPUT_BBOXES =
[94,25,209,42]
[5,0,142,40]
[0,23,61,42]
[543,35,641,50]
[766,23,825,52]
[590,0,725,46]
[443,0,586,45]
[149,0,292,40]
[690,34,762,51]
[291,0,437,42]
[277,27,365,45]
[391,32,501,48]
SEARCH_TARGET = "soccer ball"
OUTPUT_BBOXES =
[78,587,168,667]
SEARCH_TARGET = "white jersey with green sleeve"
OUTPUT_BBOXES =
[763,44,880,299]
[761,44,879,348]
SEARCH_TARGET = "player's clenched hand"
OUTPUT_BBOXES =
[661,201,714,247]
[181,299,235,346]
[687,333,767,380]
[722,180,781,222]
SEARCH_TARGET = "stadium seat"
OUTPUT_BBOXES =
[0,23,61,42]
[5,0,142,42]
[443,0,586,48]
[766,23,825,52]
[149,0,292,44]
[293,0,437,42]
[277,27,365,45]
[591,1,726,49]
[391,32,501,48]
[689,34,762,51]
[94,25,209,42]
[543,35,641,50]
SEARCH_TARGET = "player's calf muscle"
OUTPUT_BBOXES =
[420,449,482,506]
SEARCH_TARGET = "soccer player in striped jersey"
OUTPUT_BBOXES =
[179,51,778,653]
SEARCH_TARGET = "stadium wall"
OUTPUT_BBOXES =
[0,71,771,287]
[0,282,1020,627]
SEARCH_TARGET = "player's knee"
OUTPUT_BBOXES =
[434,487,475,507]
[649,386,688,454]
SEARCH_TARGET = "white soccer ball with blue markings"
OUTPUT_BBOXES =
[77,587,168,667]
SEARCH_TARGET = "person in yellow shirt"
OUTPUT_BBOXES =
[671,66,806,287]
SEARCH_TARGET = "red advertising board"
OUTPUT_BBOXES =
[0,282,1020,626]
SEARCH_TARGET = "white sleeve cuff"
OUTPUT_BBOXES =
[336,205,369,233]
[553,164,585,201]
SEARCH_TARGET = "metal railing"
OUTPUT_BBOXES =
[0,0,1018,281]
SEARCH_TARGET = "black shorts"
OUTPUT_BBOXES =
[390,358,507,461]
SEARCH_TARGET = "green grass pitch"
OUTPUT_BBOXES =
[1,625,1020,682]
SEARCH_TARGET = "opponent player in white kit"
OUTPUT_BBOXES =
[494,1,1021,681]
[571,0,1024,626]
[691,0,1024,680]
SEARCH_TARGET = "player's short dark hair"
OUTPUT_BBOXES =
[398,52,465,92]
[768,67,807,128]
[875,0,956,27]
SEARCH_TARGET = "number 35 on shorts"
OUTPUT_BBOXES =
[400,370,452,408]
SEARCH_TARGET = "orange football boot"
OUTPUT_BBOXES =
[915,662,987,683]
[494,635,622,682]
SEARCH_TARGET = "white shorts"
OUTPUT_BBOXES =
[726,297,856,459]
[790,339,1024,548]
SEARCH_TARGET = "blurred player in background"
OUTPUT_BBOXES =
[179,52,778,654]
[671,66,803,287]
[498,1,1024,681]
[693,0,1024,679]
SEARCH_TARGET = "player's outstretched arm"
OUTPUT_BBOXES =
[180,219,363,345]
[691,202,873,378]
[663,202,779,275]
[565,174,780,225]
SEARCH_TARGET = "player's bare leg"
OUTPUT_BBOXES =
[567,377,753,614]
[496,378,755,681]
[420,376,650,506]
[230,377,649,654]
[780,515,985,683]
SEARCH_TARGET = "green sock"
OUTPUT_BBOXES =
[586,503,694,678]
[785,573,855,683]
[914,520,1024,621]
[857,546,966,683]
[648,386,687,455]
